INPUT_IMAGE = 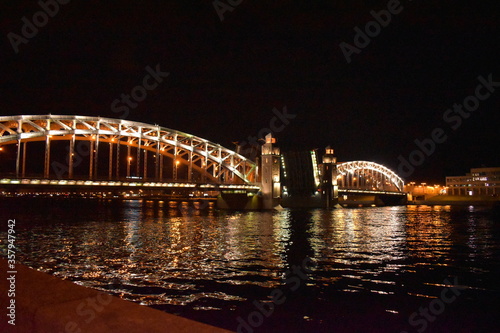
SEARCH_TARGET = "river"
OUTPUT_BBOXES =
[1,198,499,332]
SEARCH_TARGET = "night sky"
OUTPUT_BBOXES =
[1,1,499,183]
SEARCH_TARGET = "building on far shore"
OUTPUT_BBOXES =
[404,183,447,200]
[446,167,500,196]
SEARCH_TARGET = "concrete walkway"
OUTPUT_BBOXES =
[0,259,232,333]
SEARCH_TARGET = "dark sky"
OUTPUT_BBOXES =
[1,0,499,183]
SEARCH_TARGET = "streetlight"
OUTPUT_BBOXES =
[127,156,132,178]
[175,160,180,181]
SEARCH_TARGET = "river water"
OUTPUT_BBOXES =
[1,198,499,332]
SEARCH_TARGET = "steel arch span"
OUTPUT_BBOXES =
[0,115,257,184]
[336,161,404,192]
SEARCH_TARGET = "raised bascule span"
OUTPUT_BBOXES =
[0,115,406,208]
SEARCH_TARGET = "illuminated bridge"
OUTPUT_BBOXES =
[0,115,406,208]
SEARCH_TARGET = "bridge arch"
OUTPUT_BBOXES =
[0,115,257,184]
[336,161,404,192]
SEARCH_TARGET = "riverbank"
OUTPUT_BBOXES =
[0,259,231,333]
[409,195,500,206]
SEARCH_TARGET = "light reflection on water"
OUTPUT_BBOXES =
[1,199,499,331]
[310,207,408,266]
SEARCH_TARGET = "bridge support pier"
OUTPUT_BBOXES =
[159,153,164,181]
[127,145,132,178]
[89,139,94,179]
[155,141,160,180]
[144,150,148,179]
[93,135,100,179]
[69,135,75,179]
[116,134,121,179]
[22,141,27,178]
[44,135,51,179]
[16,138,21,178]
[108,141,113,180]
[136,134,142,178]
[321,146,339,208]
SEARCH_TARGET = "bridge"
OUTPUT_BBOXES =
[0,115,406,208]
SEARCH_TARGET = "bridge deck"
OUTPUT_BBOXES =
[0,178,260,190]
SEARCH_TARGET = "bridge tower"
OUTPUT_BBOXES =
[321,146,338,208]
[261,133,281,209]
